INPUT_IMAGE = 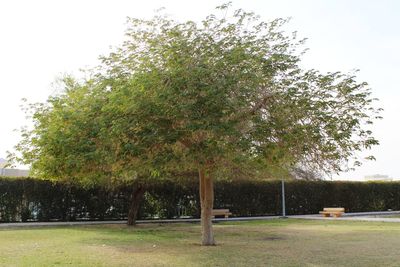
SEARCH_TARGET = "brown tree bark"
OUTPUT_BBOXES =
[199,168,215,246]
[127,184,145,226]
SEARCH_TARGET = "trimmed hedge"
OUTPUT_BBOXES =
[1,178,400,222]
[0,178,132,222]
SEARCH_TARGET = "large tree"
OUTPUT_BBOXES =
[13,4,381,245]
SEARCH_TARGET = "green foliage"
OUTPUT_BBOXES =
[2,177,400,222]
[11,4,381,185]
[0,178,131,222]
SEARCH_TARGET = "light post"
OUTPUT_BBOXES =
[281,180,287,218]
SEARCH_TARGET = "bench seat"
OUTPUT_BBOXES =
[319,207,345,217]
[212,209,232,218]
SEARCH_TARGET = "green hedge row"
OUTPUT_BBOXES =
[1,178,400,222]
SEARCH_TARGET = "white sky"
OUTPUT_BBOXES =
[0,0,399,180]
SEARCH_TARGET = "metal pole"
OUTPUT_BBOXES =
[281,180,287,218]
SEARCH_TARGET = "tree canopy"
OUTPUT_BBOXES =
[12,4,381,245]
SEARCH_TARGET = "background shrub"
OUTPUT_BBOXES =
[1,177,400,222]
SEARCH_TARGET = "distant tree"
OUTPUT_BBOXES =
[12,78,154,226]
[12,4,381,245]
[291,166,322,181]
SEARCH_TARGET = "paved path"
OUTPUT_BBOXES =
[1,211,400,228]
[293,215,400,223]
[294,211,400,223]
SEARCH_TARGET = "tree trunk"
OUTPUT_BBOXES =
[127,184,145,226]
[199,168,215,246]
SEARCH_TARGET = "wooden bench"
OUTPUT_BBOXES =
[212,209,232,218]
[319,207,345,217]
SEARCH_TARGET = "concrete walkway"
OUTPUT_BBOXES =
[294,210,400,223]
[293,215,400,223]
[1,211,400,228]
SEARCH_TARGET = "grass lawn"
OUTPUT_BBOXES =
[1,219,400,267]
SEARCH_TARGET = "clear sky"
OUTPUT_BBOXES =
[0,0,399,180]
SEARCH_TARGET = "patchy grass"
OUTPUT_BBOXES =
[1,219,400,266]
